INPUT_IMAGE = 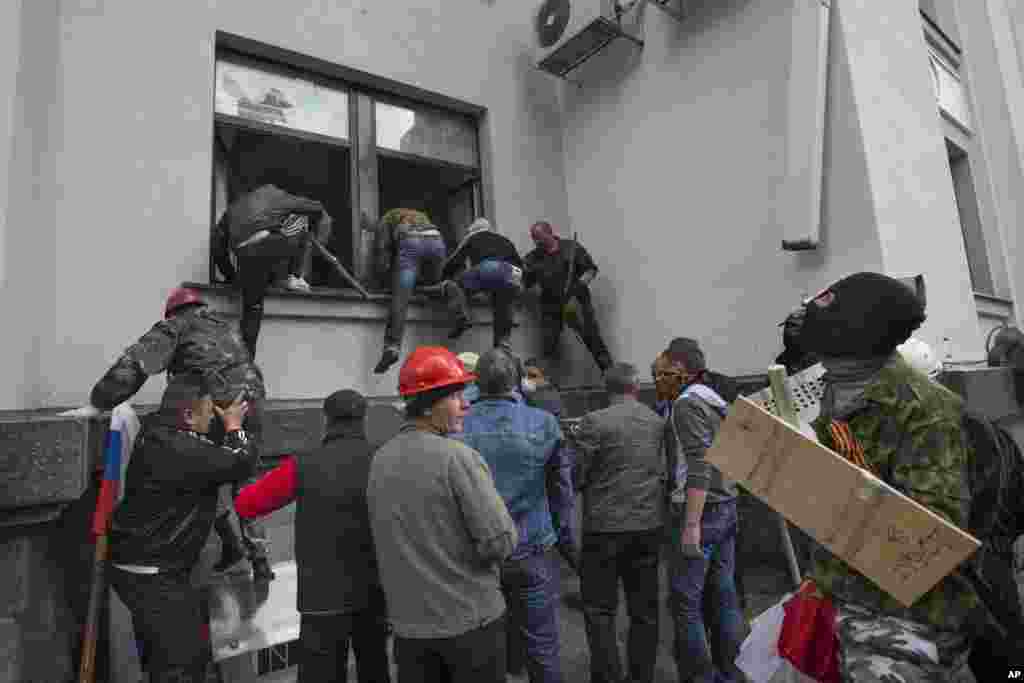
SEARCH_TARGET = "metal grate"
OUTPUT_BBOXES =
[748,364,827,425]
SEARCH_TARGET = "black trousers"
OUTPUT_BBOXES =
[394,615,506,683]
[299,610,392,683]
[235,232,304,359]
[108,567,210,683]
[540,286,612,371]
[580,528,663,683]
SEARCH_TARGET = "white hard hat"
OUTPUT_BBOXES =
[456,351,480,373]
[466,218,492,235]
[897,338,942,378]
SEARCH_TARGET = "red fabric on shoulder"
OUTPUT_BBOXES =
[235,456,297,519]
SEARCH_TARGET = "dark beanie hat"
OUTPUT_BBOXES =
[323,389,367,421]
[405,382,467,419]
[799,272,926,358]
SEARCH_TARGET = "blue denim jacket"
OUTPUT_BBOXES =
[459,395,575,560]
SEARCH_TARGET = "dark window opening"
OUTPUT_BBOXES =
[257,639,298,675]
[212,121,352,287]
[378,153,479,249]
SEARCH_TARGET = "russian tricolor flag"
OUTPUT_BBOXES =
[91,403,139,536]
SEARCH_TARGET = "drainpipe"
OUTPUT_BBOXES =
[782,0,832,251]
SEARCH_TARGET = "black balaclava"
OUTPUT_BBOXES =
[799,272,926,359]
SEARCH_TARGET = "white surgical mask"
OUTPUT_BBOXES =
[521,378,537,394]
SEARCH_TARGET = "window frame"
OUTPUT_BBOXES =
[209,32,487,293]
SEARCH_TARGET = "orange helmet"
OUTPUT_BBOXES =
[398,346,476,397]
[164,287,204,319]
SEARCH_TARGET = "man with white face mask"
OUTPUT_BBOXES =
[521,359,564,418]
[368,346,518,683]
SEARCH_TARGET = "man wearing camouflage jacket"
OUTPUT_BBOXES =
[798,272,981,682]
[63,287,275,581]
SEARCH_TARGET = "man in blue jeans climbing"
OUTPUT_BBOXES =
[373,208,470,373]
[441,218,524,349]
[664,338,745,683]
[459,348,576,683]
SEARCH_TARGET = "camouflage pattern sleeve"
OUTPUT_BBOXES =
[89,318,184,410]
[809,359,979,632]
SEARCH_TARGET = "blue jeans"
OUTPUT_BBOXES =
[669,499,744,683]
[501,548,563,683]
[453,258,521,347]
[385,234,463,346]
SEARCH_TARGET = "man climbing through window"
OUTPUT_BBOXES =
[441,218,523,349]
[214,183,334,358]
[372,208,469,374]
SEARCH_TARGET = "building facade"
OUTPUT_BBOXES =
[2,0,1024,680]
[1,0,1021,412]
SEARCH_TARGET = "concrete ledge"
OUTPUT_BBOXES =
[186,281,498,324]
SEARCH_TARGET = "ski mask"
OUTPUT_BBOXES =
[799,272,926,359]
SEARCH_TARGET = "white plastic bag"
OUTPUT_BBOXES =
[735,594,791,683]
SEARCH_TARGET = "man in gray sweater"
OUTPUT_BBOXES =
[368,346,518,683]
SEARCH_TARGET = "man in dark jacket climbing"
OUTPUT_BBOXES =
[107,378,255,683]
[523,221,612,373]
[441,218,524,348]
[236,389,390,683]
[61,286,275,581]
[214,184,334,358]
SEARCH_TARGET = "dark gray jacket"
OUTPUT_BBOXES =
[295,421,383,615]
[573,396,667,533]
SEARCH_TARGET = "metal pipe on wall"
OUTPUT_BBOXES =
[782,0,832,251]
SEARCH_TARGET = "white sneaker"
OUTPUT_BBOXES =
[284,275,311,292]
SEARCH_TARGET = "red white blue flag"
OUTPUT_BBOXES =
[91,404,139,536]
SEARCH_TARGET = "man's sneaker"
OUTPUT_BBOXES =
[374,346,400,374]
[284,275,311,292]
[448,319,472,340]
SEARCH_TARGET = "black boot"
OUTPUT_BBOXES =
[374,345,400,374]
[213,514,247,573]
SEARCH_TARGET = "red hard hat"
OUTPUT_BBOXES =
[398,346,477,397]
[164,287,205,319]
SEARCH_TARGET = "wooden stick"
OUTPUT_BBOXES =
[78,534,109,683]
[767,364,804,589]
[310,237,371,300]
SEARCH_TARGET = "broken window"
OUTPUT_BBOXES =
[209,46,484,294]
[376,100,481,248]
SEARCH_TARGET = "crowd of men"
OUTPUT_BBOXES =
[62,200,1024,683]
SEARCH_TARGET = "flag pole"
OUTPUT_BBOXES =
[78,416,124,683]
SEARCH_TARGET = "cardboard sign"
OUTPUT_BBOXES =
[706,397,980,607]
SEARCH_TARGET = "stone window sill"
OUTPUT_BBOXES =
[184,282,495,323]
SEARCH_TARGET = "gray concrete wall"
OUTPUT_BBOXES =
[559,0,983,380]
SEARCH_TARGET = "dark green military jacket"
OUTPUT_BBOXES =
[91,306,265,410]
[809,356,980,632]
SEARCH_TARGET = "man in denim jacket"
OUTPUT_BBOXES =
[459,348,576,683]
